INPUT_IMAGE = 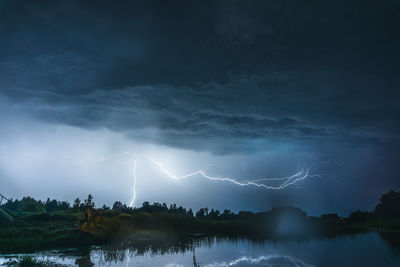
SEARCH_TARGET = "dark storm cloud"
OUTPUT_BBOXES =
[1,0,400,214]
[0,0,399,152]
[1,74,397,153]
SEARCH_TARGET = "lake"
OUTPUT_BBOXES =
[1,232,400,266]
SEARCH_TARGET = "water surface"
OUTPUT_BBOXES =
[1,232,400,266]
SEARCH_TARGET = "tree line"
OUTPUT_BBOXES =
[2,189,400,221]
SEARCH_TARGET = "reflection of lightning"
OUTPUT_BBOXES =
[149,157,327,190]
[204,255,314,267]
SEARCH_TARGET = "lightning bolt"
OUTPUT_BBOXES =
[74,150,138,207]
[73,150,332,207]
[148,157,329,190]
[129,157,137,207]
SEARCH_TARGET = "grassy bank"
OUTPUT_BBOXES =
[0,211,102,253]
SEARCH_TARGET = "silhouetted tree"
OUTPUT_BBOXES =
[220,209,233,220]
[113,201,123,211]
[238,210,253,219]
[73,198,81,211]
[374,190,400,218]
[59,201,70,210]
[321,213,340,223]
[208,209,220,219]
[20,197,45,212]
[187,208,194,217]
[111,201,129,212]
[349,210,370,222]
[169,203,177,213]
[195,208,209,218]
[141,201,150,212]
[45,198,70,212]
[83,194,95,209]
[2,199,20,212]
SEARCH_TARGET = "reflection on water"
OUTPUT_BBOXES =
[1,232,400,266]
[379,232,400,252]
[202,255,313,267]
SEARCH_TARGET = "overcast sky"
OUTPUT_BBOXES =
[1,1,399,215]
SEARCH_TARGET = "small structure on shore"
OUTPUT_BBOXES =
[0,193,14,223]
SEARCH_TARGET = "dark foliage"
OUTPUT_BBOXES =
[45,198,70,213]
[374,190,400,218]
[349,210,370,223]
